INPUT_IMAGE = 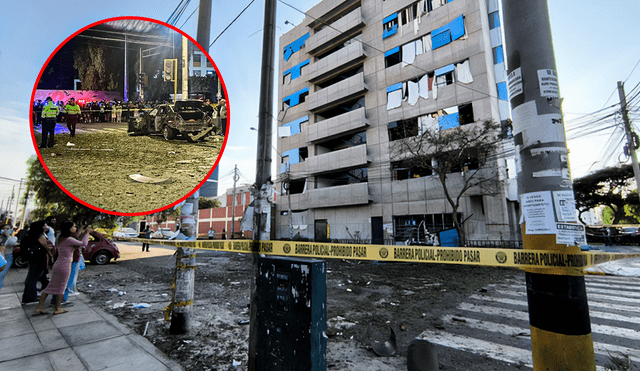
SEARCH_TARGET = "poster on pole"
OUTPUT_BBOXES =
[537,69,559,98]
[521,191,555,234]
[553,190,578,222]
[556,223,587,245]
[507,67,523,98]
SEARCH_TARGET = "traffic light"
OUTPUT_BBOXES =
[164,59,174,81]
[138,73,147,86]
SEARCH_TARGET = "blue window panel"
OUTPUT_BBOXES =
[431,30,452,49]
[497,82,508,101]
[280,148,300,173]
[434,63,455,77]
[489,11,500,29]
[282,115,308,135]
[494,45,504,65]
[439,228,459,247]
[383,13,398,24]
[283,87,309,107]
[283,33,310,61]
[438,112,460,130]
[431,15,465,49]
[387,82,403,93]
[387,121,398,128]
[283,59,310,81]
[384,46,400,57]
[383,24,398,39]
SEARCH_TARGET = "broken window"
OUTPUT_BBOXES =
[434,64,455,88]
[283,33,310,61]
[488,11,500,30]
[282,87,309,110]
[382,13,398,39]
[392,161,433,180]
[289,179,307,194]
[431,14,465,49]
[492,45,504,65]
[316,65,363,89]
[386,83,404,110]
[388,118,419,141]
[283,59,310,84]
[384,47,401,68]
[280,147,308,173]
[279,116,308,138]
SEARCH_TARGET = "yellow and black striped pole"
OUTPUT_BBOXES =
[503,1,596,369]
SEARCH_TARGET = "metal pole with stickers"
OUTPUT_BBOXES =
[502,1,596,369]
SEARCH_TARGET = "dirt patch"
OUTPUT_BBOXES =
[36,130,222,213]
[77,247,526,370]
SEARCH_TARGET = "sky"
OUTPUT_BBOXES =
[0,0,639,215]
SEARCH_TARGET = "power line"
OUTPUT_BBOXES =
[624,56,640,84]
[179,6,200,29]
[210,0,256,48]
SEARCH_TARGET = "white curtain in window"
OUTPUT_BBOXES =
[278,126,291,137]
[418,115,439,134]
[422,35,432,52]
[408,80,420,105]
[456,60,473,84]
[432,78,438,100]
[418,75,429,100]
[413,18,419,35]
[387,89,403,110]
[402,42,416,66]
[415,39,423,56]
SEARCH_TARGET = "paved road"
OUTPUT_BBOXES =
[419,273,640,370]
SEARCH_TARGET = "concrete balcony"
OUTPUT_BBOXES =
[308,182,370,209]
[308,107,368,143]
[308,72,368,112]
[307,0,361,29]
[307,42,367,84]
[307,144,370,175]
[306,7,365,56]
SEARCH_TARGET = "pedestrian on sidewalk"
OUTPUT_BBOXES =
[0,223,18,291]
[142,226,151,252]
[21,221,53,304]
[34,222,90,315]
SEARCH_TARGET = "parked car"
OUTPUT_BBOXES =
[151,228,174,239]
[12,231,120,267]
[112,228,138,240]
[127,100,217,141]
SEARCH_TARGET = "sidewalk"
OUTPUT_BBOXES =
[0,267,183,371]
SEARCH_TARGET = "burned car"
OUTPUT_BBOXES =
[128,100,218,141]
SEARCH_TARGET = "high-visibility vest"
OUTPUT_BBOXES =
[65,104,81,115]
[42,102,60,118]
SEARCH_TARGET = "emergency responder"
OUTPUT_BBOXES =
[39,97,59,148]
[64,98,81,137]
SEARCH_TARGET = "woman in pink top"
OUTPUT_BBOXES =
[34,221,90,315]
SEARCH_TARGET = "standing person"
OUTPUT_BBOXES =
[141,226,151,252]
[44,216,57,246]
[0,223,18,292]
[39,97,59,148]
[33,100,43,126]
[219,98,227,135]
[64,98,81,137]
[21,221,53,304]
[208,228,215,240]
[34,222,90,315]
[115,102,122,122]
[61,232,85,306]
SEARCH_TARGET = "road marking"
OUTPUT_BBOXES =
[495,288,640,309]
[470,293,640,314]
[499,283,640,299]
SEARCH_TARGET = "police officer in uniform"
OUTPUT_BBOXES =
[39,97,60,148]
[64,98,81,137]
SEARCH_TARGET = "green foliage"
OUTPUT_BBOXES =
[573,165,639,225]
[25,156,119,228]
[199,197,221,209]
[73,43,107,91]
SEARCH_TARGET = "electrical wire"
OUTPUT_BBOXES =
[210,0,256,48]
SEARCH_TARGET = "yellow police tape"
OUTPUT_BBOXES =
[122,238,640,271]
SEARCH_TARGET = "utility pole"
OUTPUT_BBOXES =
[231,164,239,239]
[20,185,30,228]
[618,81,640,203]
[182,36,189,100]
[7,185,15,222]
[168,0,212,335]
[124,35,128,102]
[196,0,212,48]
[13,179,22,226]
[502,1,596,369]
[286,169,293,240]
[248,0,277,369]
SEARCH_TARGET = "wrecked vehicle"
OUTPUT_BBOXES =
[128,100,218,141]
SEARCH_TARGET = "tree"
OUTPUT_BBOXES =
[25,156,119,228]
[573,165,640,224]
[199,197,221,209]
[390,119,503,242]
[73,43,107,91]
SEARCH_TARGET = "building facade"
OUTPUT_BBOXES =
[275,0,519,244]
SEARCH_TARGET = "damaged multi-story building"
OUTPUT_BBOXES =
[275,0,519,244]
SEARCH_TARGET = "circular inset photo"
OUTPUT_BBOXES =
[31,17,228,216]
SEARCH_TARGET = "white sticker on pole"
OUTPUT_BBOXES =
[537,69,559,98]
[521,191,556,234]
[556,223,586,245]
[553,190,578,222]
[507,67,523,98]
